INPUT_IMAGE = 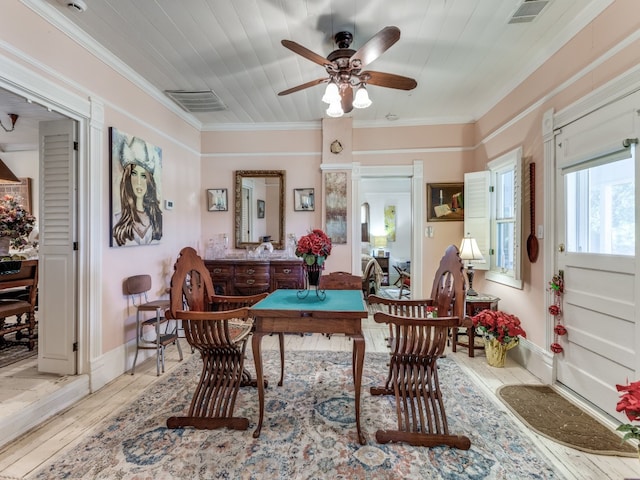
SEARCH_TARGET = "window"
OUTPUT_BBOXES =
[565,154,634,255]
[465,147,523,289]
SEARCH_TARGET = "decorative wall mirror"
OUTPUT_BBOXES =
[235,170,285,250]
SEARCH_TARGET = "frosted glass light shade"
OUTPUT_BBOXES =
[353,86,372,109]
[322,82,340,104]
[326,99,344,117]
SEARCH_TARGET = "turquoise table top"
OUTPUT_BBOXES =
[252,289,366,312]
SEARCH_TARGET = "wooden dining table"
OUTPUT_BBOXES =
[249,288,368,444]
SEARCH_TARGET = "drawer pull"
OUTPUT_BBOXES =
[247,279,255,285]
[247,268,255,274]
[213,268,222,274]
[283,268,291,274]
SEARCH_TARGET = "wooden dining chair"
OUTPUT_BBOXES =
[318,271,362,339]
[319,271,362,291]
[0,260,38,351]
[369,245,470,449]
[166,247,270,430]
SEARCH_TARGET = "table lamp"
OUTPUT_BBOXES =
[373,235,387,257]
[459,235,485,296]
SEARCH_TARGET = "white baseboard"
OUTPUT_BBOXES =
[89,338,157,392]
[0,374,89,449]
[510,336,555,384]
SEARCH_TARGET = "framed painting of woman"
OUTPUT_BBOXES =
[109,127,163,247]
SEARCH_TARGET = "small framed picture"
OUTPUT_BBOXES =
[294,188,315,211]
[207,188,228,212]
[427,183,464,222]
[257,199,265,218]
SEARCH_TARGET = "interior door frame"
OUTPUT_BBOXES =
[543,67,640,382]
[0,53,102,381]
[350,161,424,298]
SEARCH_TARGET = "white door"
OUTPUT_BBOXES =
[554,94,639,417]
[38,119,77,375]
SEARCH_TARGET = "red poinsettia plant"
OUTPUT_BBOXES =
[472,309,526,345]
[616,380,640,442]
[295,229,332,266]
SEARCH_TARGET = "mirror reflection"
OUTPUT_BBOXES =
[235,170,285,250]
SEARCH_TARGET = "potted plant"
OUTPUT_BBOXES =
[472,309,526,367]
[615,380,640,454]
[295,229,332,283]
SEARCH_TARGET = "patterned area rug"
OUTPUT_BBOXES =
[0,332,36,368]
[498,384,637,457]
[34,351,561,479]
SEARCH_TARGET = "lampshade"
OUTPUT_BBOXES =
[459,236,484,262]
[353,85,372,109]
[373,235,387,248]
[0,158,20,184]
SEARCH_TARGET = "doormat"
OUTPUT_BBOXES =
[498,384,637,457]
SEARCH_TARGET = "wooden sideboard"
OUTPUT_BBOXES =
[204,258,304,295]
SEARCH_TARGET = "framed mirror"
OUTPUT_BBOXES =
[235,170,285,250]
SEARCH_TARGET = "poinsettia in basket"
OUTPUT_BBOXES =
[472,309,526,367]
[615,380,640,445]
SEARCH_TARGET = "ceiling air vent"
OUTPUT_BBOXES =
[508,0,549,24]
[164,90,227,113]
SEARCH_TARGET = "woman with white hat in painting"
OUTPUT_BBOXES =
[112,136,163,247]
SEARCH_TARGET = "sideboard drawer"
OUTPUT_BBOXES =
[207,264,234,277]
[235,264,269,277]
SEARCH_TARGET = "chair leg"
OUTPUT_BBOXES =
[374,354,470,450]
[131,312,142,375]
[167,342,249,430]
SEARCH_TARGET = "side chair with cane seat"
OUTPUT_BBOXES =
[369,244,471,449]
[165,246,272,430]
[126,274,183,376]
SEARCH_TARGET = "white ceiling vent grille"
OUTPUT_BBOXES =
[164,90,227,112]
[509,0,549,24]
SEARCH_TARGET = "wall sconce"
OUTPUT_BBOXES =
[0,114,19,133]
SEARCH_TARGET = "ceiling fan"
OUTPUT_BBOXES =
[278,26,417,117]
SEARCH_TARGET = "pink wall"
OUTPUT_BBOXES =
[472,0,640,347]
[2,3,202,354]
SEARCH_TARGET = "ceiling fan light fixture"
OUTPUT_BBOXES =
[353,85,372,109]
[321,82,340,104]
[326,99,344,118]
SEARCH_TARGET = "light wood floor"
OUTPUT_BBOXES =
[0,315,638,480]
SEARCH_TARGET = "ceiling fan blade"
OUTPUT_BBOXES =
[281,40,330,67]
[363,71,417,90]
[278,78,328,96]
[341,87,353,113]
[350,26,401,69]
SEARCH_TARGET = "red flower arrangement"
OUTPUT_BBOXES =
[0,195,36,249]
[615,380,640,442]
[295,229,332,266]
[472,310,526,345]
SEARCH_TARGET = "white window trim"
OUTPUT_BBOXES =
[465,147,523,290]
